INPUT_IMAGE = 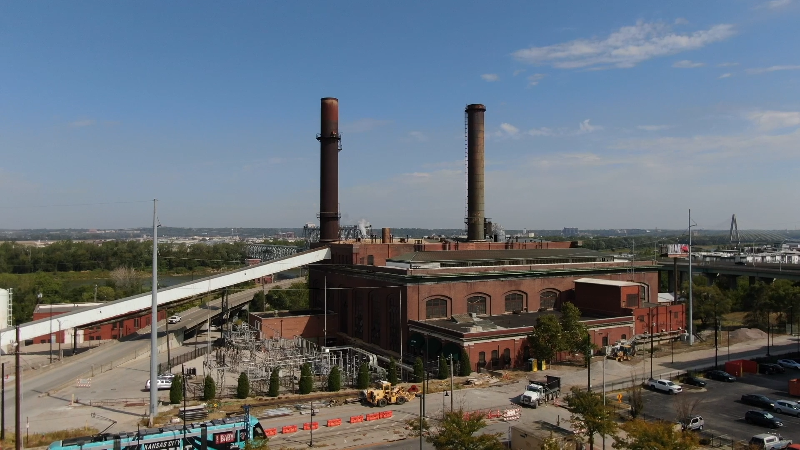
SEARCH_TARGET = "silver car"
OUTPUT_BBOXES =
[774,400,800,417]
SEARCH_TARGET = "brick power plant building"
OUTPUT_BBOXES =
[249,98,686,372]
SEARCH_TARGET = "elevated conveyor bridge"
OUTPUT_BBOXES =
[0,247,330,349]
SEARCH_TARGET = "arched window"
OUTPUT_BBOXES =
[467,296,487,315]
[539,290,558,310]
[621,333,627,340]
[504,293,524,312]
[478,352,486,367]
[503,348,511,365]
[426,299,448,319]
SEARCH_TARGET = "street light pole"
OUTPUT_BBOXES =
[767,311,771,357]
[650,323,654,380]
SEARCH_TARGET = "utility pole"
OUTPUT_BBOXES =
[149,199,159,426]
[587,333,592,391]
[688,208,694,345]
[449,356,454,412]
[15,326,21,450]
[1,362,4,441]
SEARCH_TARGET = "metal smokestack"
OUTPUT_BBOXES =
[466,104,486,241]
[318,97,341,243]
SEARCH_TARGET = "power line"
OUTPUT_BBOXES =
[0,200,153,209]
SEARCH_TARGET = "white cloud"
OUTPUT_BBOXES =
[747,110,800,131]
[673,60,705,68]
[747,65,800,74]
[578,119,603,133]
[70,119,97,128]
[637,125,671,131]
[674,18,689,25]
[481,73,499,82]
[612,128,800,159]
[717,62,739,67]
[409,131,428,142]
[527,127,555,136]
[513,69,526,76]
[718,73,732,79]
[767,0,792,8]
[499,123,520,135]
[340,118,391,133]
[527,73,546,86]
[512,20,736,70]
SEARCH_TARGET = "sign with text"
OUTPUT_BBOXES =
[213,432,236,445]
[661,244,689,257]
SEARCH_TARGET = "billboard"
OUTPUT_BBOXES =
[661,244,689,257]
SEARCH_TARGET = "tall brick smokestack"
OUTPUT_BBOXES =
[318,98,341,243]
[466,104,486,241]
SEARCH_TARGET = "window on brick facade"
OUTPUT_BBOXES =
[467,296,487,315]
[505,293,524,312]
[539,290,558,310]
[673,312,679,319]
[491,350,499,367]
[637,315,645,322]
[625,294,639,308]
[478,351,486,367]
[602,336,609,347]
[367,255,374,265]
[621,334,627,340]
[503,348,511,365]
[639,285,646,304]
[426,299,447,319]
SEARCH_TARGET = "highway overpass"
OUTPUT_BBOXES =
[0,247,330,349]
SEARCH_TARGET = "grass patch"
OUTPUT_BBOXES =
[0,427,100,448]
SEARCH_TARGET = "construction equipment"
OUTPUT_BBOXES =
[607,342,636,361]
[364,381,415,407]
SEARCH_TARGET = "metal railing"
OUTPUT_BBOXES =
[158,346,209,374]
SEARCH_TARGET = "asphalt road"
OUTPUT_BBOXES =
[640,368,800,443]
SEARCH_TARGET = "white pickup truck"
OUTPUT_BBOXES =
[647,378,682,394]
[750,434,793,450]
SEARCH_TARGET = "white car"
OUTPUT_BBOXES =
[774,400,800,417]
[145,377,173,390]
[648,379,683,394]
[777,359,800,370]
[167,315,182,324]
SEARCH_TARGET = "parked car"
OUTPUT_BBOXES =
[777,359,800,370]
[167,315,182,324]
[749,433,792,450]
[679,415,704,431]
[745,410,784,428]
[742,394,775,409]
[706,370,736,382]
[774,400,800,417]
[683,375,707,387]
[648,379,683,394]
[145,377,173,390]
[760,363,786,375]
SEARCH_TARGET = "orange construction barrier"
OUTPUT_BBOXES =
[350,415,364,423]
[282,425,297,434]
[365,413,380,421]
[302,422,319,430]
[264,428,278,437]
[378,411,393,419]
[326,418,342,427]
[384,411,393,418]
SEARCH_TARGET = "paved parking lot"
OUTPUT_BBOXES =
[640,369,800,443]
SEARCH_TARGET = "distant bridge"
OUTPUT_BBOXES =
[245,244,300,261]
[659,259,800,289]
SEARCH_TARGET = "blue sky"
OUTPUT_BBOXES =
[2,1,799,231]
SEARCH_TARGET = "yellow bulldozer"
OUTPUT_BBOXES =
[364,381,416,407]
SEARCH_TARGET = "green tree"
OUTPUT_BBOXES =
[388,357,398,385]
[413,357,424,383]
[357,362,371,389]
[203,375,216,401]
[299,363,314,394]
[169,375,183,404]
[438,357,450,380]
[613,419,699,450]
[691,283,731,330]
[527,315,563,365]
[459,348,472,376]
[628,376,645,418]
[540,433,561,450]
[268,368,280,397]
[236,372,250,399]
[425,409,505,450]
[251,291,266,312]
[266,280,310,310]
[567,387,617,450]
[560,302,587,353]
[327,365,342,392]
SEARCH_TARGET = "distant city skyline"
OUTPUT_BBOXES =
[2,2,799,230]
